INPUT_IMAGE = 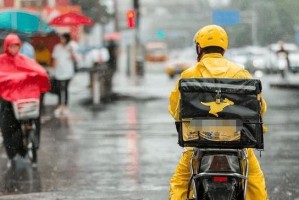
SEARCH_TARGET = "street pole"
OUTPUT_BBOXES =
[133,0,143,76]
[126,1,141,78]
[113,0,119,32]
[92,69,100,105]
[130,31,137,78]
[241,10,258,46]
[251,10,258,46]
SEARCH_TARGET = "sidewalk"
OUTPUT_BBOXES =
[43,50,174,109]
[267,72,299,89]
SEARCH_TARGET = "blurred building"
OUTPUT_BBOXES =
[0,0,70,8]
[0,0,84,42]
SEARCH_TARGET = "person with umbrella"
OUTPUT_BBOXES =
[20,36,35,59]
[49,12,94,26]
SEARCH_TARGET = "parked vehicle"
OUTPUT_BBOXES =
[76,46,109,70]
[288,50,299,73]
[226,46,269,73]
[243,46,270,74]
[165,47,197,78]
[225,47,248,68]
[145,42,168,62]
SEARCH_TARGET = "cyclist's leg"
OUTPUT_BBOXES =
[246,148,268,200]
[34,118,41,149]
[169,148,193,200]
[1,102,22,159]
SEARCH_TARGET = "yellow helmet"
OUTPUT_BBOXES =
[193,25,228,50]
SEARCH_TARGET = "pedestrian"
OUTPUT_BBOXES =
[276,40,291,78]
[35,40,52,115]
[35,40,51,67]
[102,40,118,101]
[168,25,268,200]
[52,33,76,117]
[19,36,35,60]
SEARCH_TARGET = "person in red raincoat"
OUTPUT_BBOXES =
[0,33,50,162]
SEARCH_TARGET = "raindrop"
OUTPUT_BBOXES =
[286,191,292,196]
[273,187,279,193]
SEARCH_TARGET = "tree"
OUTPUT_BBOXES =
[70,0,113,32]
[228,0,299,46]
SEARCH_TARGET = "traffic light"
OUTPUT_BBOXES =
[133,0,139,10]
[126,9,135,28]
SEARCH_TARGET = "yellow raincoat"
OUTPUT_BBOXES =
[168,53,268,200]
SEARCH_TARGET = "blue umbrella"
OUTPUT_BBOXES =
[0,10,54,34]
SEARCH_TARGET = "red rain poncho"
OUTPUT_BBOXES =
[0,34,50,102]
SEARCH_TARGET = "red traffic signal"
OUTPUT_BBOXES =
[127,9,135,28]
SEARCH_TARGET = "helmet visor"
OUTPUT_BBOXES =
[195,44,201,56]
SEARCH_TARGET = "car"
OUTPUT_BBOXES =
[226,46,269,74]
[165,47,197,78]
[243,46,270,74]
[225,47,248,68]
[288,50,299,72]
[76,46,110,70]
[144,42,168,62]
[165,60,194,78]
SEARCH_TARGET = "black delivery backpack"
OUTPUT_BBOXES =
[178,78,264,149]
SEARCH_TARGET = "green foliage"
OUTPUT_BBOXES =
[229,25,252,47]
[227,0,299,46]
[70,0,113,27]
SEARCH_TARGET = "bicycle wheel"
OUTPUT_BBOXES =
[27,130,38,165]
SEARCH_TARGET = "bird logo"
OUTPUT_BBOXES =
[201,98,234,117]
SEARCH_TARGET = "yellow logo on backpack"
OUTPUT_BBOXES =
[201,98,234,117]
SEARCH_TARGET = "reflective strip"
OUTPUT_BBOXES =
[180,82,256,90]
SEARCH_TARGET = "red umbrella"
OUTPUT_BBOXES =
[49,12,94,26]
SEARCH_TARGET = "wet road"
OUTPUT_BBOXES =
[0,63,299,200]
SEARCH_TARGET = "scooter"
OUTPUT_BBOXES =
[183,119,250,200]
[1,98,40,166]
[187,148,248,200]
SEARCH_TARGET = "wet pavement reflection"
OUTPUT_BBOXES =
[0,69,299,199]
[1,157,41,195]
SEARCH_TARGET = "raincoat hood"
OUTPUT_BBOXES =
[4,33,22,55]
[199,53,230,77]
[0,34,50,102]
